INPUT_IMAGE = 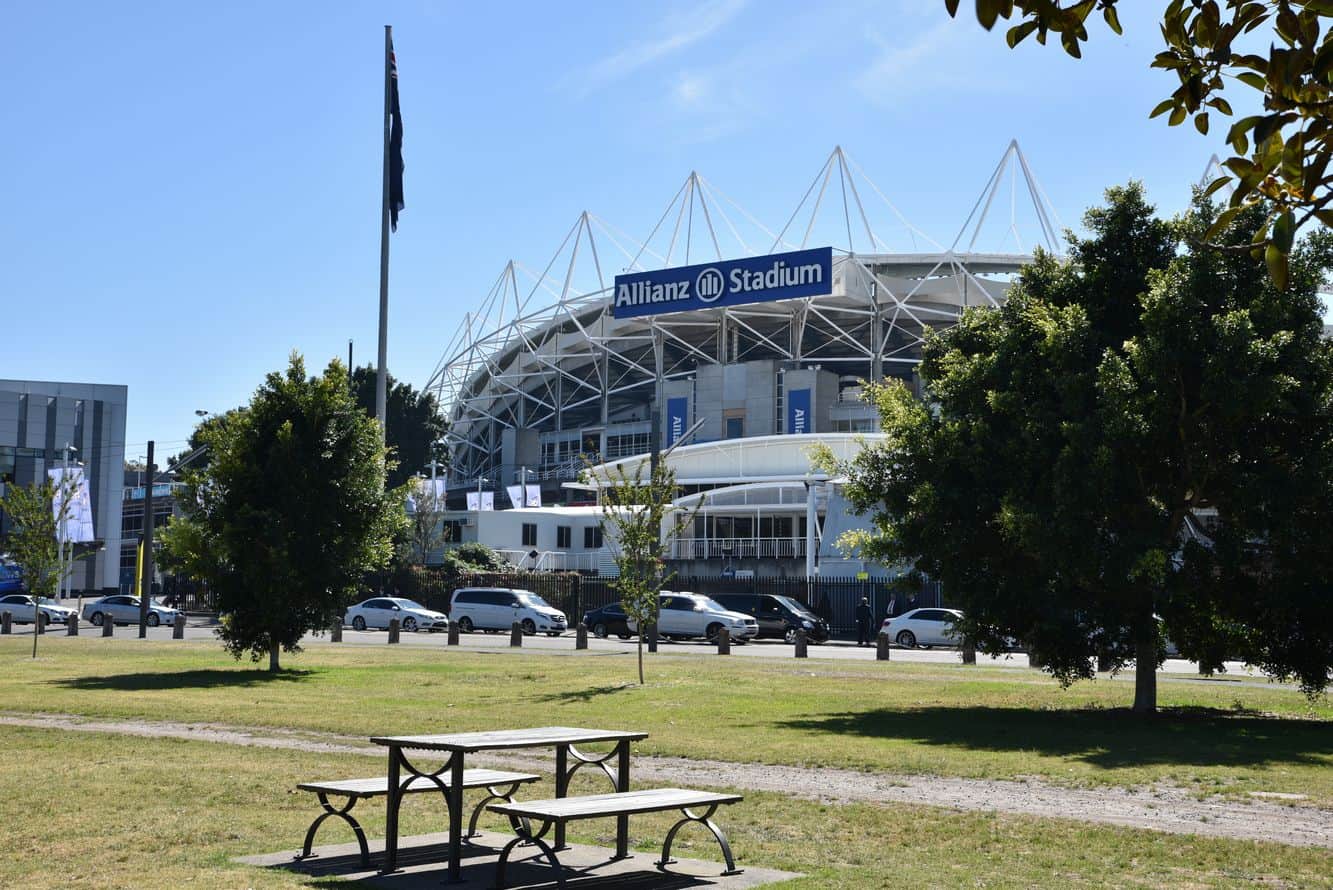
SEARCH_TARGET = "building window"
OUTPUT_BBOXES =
[521,523,537,546]
[583,526,603,549]
[556,526,571,549]
[443,520,463,543]
[725,417,744,439]
[605,432,651,459]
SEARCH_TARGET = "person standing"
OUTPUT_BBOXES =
[886,594,897,620]
[855,597,873,647]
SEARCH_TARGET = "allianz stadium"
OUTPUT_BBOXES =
[425,143,1062,579]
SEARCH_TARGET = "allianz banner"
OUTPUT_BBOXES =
[787,387,812,435]
[613,247,833,318]
[666,396,689,446]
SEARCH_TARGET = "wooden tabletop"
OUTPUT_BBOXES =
[370,725,648,752]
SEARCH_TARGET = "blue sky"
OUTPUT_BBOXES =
[2,1,1300,459]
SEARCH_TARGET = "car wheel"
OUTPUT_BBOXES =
[352,616,367,631]
[521,618,537,636]
[401,617,417,632]
[90,612,104,627]
[617,632,631,640]
[547,631,560,637]
[896,630,917,649]
[593,622,609,638]
[784,627,798,644]
[705,622,724,642]
[921,644,932,650]
[147,613,160,627]
[458,616,474,633]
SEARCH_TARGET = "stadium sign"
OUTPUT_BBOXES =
[613,247,833,318]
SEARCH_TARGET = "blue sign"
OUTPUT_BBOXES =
[666,397,689,446]
[613,247,833,318]
[787,388,812,435]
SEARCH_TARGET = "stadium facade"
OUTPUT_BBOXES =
[426,144,1060,577]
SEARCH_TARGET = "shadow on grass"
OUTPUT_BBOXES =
[535,683,636,704]
[56,668,316,692]
[779,706,1333,770]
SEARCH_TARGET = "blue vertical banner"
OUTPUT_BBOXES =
[666,397,689,446]
[787,388,812,434]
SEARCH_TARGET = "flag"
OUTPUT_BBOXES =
[388,36,405,231]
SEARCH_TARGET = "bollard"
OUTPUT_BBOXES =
[173,613,186,640]
[35,613,45,635]
[794,628,808,658]
[447,621,459,646]
[2,611,11,634]
[962,638,977,665]
[647,622,658,653]
[510,621,523,647]
[575,622,588,650]
[102,616,114,637]
[67,615,79,636]
[388,618,400,644]
[330,619,342,642]
[876,631,891,661]
[716,626,731,655]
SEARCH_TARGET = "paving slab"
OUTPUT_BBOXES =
[236,829,800,889]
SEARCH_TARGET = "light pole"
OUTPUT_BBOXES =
[58,443,79,602]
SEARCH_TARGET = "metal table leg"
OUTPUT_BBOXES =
[382,746,401,873]
[448,752,466,883]
[554,744,569,850]
[615,738,630,859]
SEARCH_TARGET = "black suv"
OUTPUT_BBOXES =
[711,593,829,643]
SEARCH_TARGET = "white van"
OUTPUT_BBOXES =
[449,587,568,637]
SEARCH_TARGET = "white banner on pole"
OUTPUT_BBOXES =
[506,485,523,510]
[47,468,95,543]
[525,484,541,508]
[466,491,494,511]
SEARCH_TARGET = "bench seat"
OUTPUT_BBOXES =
[296,768,540,867]
[489,788,743,888]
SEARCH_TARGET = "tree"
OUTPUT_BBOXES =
[0,477,74,658]
[592,457,695,685]
[946,1,1333,285]
[824,183,1333,712]
[161,354,404,671]
[400,476,447,566]
[350,366,447,489]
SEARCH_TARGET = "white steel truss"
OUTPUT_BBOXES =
[426,143,1061,488]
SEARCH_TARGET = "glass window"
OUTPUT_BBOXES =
[522,523,537,546]
[725,417,744,439]
[583,527,603,548]
[556,526,571,549]
[453,591,477,604]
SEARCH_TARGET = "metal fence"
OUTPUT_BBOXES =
[384,568,945,639]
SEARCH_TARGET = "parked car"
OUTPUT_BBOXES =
[711,593,830,643]
[344,597,448,632]
[449,587,567,636]
[582,602,633,639]
[81,594,180,628]
[882,608,964,649]
[0,593,76,626]
[626,592,758,642]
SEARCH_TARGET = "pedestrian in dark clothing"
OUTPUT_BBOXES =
[855,597,873,646]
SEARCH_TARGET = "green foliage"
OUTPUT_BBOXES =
[397,476,446,567]
[441,541,505,574]
[828,183,1333,710]
[350,366,447,489]
[592,456,696,684]
[947,1,1333,278]
[161,354,405,670]
[0,479,65,656]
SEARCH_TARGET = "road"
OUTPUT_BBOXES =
[6,615,1276,681]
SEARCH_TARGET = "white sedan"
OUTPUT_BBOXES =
[81,594,181,627]
[882,608,964,649]
[0,594,77,626]
[345,597,448,632]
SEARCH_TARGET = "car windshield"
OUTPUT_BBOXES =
[35,597,60,606]
[152,598,172,608]
[773,596,813,617]
[391,598,427,611]
[517,592,552,609]
[695,596,730,612]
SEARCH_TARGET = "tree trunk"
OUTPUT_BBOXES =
[1132,619,1157,714]
[268,638,281,672]
[31,601,39,659]
[637,635,644,685]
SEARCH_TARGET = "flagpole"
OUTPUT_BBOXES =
[375,24,392,442]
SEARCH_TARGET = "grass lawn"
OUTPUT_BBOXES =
[2,723,1331,889]
[1,637,1329,805]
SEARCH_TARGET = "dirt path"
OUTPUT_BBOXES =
[3,711,1329,850]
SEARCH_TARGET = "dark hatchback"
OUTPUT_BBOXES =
[582,601,634,639]
[711,593,830,643]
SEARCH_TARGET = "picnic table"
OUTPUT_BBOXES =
[370,725,648,882]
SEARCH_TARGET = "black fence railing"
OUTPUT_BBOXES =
[374,569,945,639]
